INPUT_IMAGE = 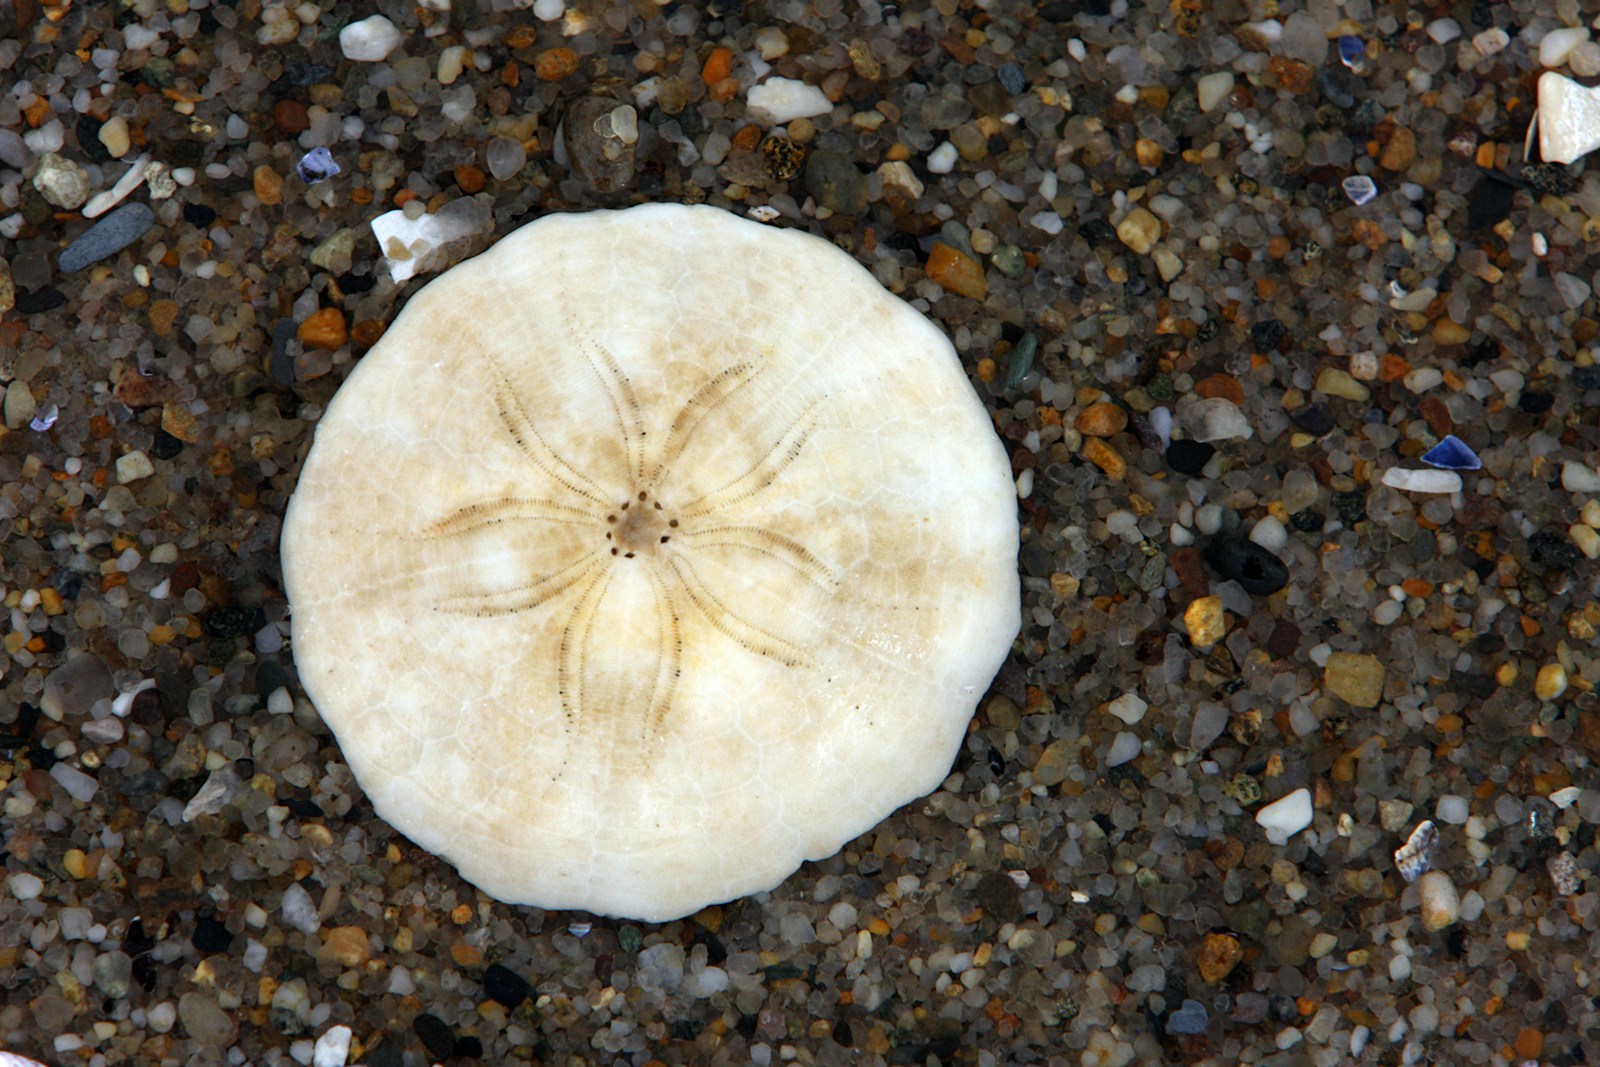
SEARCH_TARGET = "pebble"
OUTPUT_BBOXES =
[486,137,526,181]
[804,150,866,215]
[313,1025,353,1067]
[298,308,347,350]
[1393,820,1437,882]
[1196,931,1242,982]
[1572,40,1600,77]
[178,991,237,1048]
[1472,27,1510,58]
[281,882,321,934]
[295,146,341,184]
[925,242,987,300]
[59,203,156,272]
[1032,739,1078,787]
[1323,652,1385,708]
[1248,515,1288,554]
[1342,175,1377,206]
[33,152,90,208]
[4,381,35,430]
[1167,1000,1209,1035]
[1541,26,1590,68]
[1106,692,1147,725]
[1314,367,1369,402]
[319,926,372,967]
[340,15,403,62]
[927,141,959,174]
[116,450,156,484]
[1561,460,1600,492]
[1535,663,1568,701]
[49,762,99,802]
[1105,731,1141,766]
[1115,206,1161,254]
[370,198,493,283]
[1184,397,1252,442]
[1184,596,1225,647]
[1165,438,1214,475]
[746,77,833,123]
[1380,467,1461,494]
[1418,870,1459,931]
[1197,71,1234,113]
[1255,788,1313,845]
[1203,538,1288,595]
[83,152,152,218]
[98,115,131,158]
[9,871,44,900]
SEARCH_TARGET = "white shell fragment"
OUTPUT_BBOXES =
[1255,788,1313,845]
[1380,467,1462,494]
[1530,72,1600,165]
[1393,819,1438,883]
[282,204,1021,921]
[746,77,835,123]
[369,199,492,283]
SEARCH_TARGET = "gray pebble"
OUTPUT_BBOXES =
[41,652,114,719]
[59,202,155,273]
[804,150,866,215]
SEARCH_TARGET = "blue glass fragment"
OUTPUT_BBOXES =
[1338,35,1365,69]
[30,402,58,432]
[1420,434,1481,471]
[295,146,341,184]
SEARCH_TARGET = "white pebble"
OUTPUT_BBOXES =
[1571,40,1600,77]
[1425,18,1461,44]
[1471,27,1509,58]
[1541,26,1590,68]
[281,882,321,934]
[1105,731,1141,766]
[147,1001,177,1033]
[116,451,156,484]
[746,77,833,124]
[1380,467,1461,494]
[50,762,100,802]
[1402,367,1443,393]
[1434,794,1469,825]
[1107,692,1148,725]
[1561,460,1600,492]
[312,1025,353,1067]
[1418,870,1460,930]
[339,15,402,63]
[9,871,44,899]
[1185,397,1253,442]
[927,141,959,175]
[1197,71,1234,113]
[533,0,565,20]
[1195,502,1224,536]
[1255,788,1313,845]
[1249,515,1288,554]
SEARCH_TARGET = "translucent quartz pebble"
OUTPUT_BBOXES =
[1342,174,1377,205]
[486,137,526,180]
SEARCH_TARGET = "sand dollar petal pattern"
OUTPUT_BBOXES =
[281,204,1020,921]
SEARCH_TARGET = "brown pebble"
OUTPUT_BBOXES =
[1379,126,1416,171]
[298,307,347,350]
[536,47,579,81]
[1075,402,1127,438]
[273,100,309,133]
[350,319,386,349]
[1432,319,1470,345]
[454,165,485,193]
[253,165,283,206]
[1169,547,1208,596]
[1419,396,1452,437]
[161,404,200,443]
[925,243,987,300]
[1082,437,1125,480]
[1193,373,1244,404]
[1268,56,1315,94]
[114,371,175,409]
[148,298,179,336]
[318,926,372,967]
[1196,931,1243,983]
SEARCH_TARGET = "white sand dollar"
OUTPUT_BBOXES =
[282,204,1019,921]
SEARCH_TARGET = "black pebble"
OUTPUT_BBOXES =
[1040,0,1111,20]
[183,202,217,227]
[453,1036,483,1058]
[413,1014,456,1060]
[15,287,67,314]
[337,270,376,294]
[1165,439,1214,475]
[283,795,323,818]
[204,604,267,638]
[1077,218,1117,246]
[363,1046,403,1067]
[77,113,113,165]
[1289,509,1324,533]
[1331,490,1367,524]
[974,870,1021,919]
[192,916,233,954]
[151,429,183,460]
[1203,537,1289,595]
[1250,318,1285,351]
[483,962,533,1008]
[1528,530,1580,571]
[1466,175,1516,231]
[1289,403,1334,435]
[1518,388,1554,414]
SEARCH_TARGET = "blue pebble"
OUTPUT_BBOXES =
[59,203,155,273]
[1168,999,1209,1035]
[295,146,341,184]
[1420,434,1481,471]
[998,62,1026,96]
[1338,35,1365,68]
